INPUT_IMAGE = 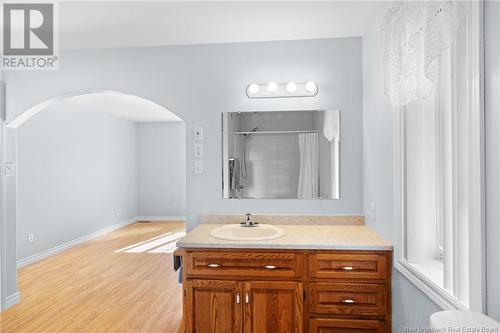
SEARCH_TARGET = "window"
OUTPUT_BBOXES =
[403,48,453,294]
[393,2,485,311]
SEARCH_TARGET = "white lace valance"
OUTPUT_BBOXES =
[381,1,462,106]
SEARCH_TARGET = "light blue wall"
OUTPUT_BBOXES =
[16,104,139,261]
[485,0,500,321]
[362,25,394,242]
[138,122,187,217]
[2,127,17,307]
[2,38,364,301]
[4,39,364,230]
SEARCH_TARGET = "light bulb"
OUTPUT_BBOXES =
[247,83,260,95]
[305,81,318,94]
[286,82,297,93]
[267,81,278,93]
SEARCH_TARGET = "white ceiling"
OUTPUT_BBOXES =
[65,92,183,122]
[59,1,391,50]
[42,2,391,122]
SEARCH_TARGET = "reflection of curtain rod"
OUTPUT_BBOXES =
[233,130,319,135]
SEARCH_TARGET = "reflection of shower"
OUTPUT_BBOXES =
[241,126,259,179]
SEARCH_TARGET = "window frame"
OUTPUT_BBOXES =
[392,0,486,312]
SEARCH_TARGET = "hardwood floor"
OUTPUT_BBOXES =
[0,221,186,333]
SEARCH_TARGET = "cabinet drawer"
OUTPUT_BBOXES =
[309,318,386,333]
[309,252,388,280]
[185,251,304,278]
[309,282,387,317]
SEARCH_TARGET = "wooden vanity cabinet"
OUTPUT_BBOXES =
[181,249,391,333]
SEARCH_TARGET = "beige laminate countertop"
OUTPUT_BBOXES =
[176,224,393,251]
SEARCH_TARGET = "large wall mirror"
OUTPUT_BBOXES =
[222,110,340,199]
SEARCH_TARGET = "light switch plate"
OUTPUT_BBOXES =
[194,126,203,140]
[194,143,203,157]
[194,160,203,174]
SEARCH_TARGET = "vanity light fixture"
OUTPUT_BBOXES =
[246,81,319,99]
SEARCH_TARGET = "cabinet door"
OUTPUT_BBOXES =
[185,279,243,333]
[243,281,303,333]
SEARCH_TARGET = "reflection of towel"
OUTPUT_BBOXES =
[323,110,339,142]
[229,158,240,192]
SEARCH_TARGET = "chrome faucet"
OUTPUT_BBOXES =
[241,213,258,227]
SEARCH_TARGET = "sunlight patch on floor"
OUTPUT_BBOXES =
[115,231,186,253]
[148,238,183,253]
[115,232,173,252]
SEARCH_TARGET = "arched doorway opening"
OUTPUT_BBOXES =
[2,90,186,330]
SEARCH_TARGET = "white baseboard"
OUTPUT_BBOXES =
[17,217,137,269]
[136,216,186,222]
[16,216,186,269]
[5,291,20,309]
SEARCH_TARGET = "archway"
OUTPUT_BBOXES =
[7,90,181,128]
[2,90,186,310]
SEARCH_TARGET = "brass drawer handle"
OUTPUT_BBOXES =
[342,299,356,304]
[264,265,277,270]
[341,266,355,271]
[236,293,240,304]
[207,263,221,268]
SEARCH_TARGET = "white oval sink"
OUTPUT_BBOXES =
[210,224,285,241]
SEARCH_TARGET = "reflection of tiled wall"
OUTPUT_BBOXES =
[241,134,300,198]
[199,214,364,225]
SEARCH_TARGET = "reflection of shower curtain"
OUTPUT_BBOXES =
[297,133,319,199]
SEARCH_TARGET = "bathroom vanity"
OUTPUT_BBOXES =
[176,220,392,333]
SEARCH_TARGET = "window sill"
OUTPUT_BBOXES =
[394,259,469,311]
[409,259,444,289]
